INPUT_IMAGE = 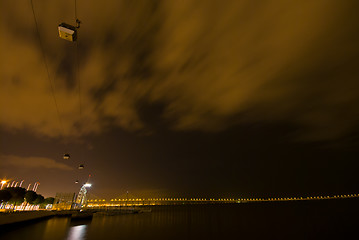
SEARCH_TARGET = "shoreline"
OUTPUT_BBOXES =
[0,208,141,229]
[0,210,79,229]
[0,211,56,230]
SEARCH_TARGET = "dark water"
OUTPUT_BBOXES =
[1,199,358,240]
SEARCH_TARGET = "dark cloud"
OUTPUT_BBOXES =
[0,155,72,171]
[1,0,359,142]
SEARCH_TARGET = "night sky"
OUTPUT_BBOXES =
[1,0,359,199]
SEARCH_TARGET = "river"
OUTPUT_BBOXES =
[1,198,358,240]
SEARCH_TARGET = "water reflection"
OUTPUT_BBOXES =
[66,224,87,240]
[1,201,359,240]
[42,217,70,240]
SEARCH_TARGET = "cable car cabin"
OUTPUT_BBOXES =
[78,164,84,170]
[63,154,70,160]
[58,23,77,41]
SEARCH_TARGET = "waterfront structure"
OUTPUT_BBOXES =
[86,194,359,208]
[53,192,76,210]
[76,183,92,208]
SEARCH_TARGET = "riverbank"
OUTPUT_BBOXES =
[0,211,56,228]
[0,208,146,228]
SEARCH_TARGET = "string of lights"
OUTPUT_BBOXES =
[86,194,359,207]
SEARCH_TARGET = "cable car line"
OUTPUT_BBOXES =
[58,0,86,172]
[32,0,88,185]
[75,0,78,21]
[56,0,85,169]
[74,0,85,170]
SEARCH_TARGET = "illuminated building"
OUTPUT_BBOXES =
[76,183,92,207]
[53,192,77,210]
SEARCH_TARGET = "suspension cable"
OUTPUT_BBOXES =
[75,0,78,20]
[74,0,85,166]
[30,0,66,139]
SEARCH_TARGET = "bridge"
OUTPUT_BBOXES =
[86,193,359,208]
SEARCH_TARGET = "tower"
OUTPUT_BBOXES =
[76,183,92,207]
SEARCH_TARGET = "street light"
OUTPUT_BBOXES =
[1,180,7,189]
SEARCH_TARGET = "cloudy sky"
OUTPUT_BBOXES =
[1,0,359,199]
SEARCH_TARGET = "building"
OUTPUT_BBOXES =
[53,192,76,210]
[76,183,92,208]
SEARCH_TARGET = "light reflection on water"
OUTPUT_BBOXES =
[42,217,70,240]
[1,201,359,240]
[66,225,87,240]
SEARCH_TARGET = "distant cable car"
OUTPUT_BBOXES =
[75,180,79,184]
[78,164,84,170]
[63,154,70,160]
[58,20,81,42]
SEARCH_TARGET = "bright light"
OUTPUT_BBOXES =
[1,180,7,189]
[84,183,92,187]
[67,225,87,240]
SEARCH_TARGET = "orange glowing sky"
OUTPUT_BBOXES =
[1,0,359,198]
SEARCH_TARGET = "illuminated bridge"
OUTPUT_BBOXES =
[87,194,359,208]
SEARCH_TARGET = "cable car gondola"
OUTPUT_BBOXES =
[58,23,77,41]
[58,20,80,42]
[63,154,70,160]
[78,164,84,170]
